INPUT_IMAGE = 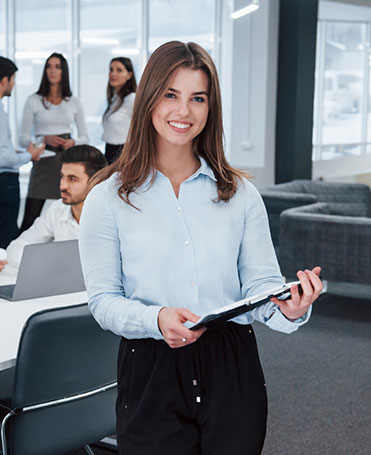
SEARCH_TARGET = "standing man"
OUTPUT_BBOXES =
[0,57,43,248]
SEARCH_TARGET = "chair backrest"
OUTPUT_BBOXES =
[261,180,371,248]
[8,303,120,455]
[268,179,371,214]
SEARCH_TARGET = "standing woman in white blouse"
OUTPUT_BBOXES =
[102,57,136,165]
[19,52,89,231]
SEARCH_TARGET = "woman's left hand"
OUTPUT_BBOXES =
[270,266,323,321]
[61,138,75,150]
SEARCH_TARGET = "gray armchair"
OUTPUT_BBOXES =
[260,180,371,250]
[279,201,371,285]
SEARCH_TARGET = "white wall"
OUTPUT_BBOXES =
[225,0,280,188]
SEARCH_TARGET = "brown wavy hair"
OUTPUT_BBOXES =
[90,41,248,205]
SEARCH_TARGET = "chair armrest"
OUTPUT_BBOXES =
[278,204,371,284]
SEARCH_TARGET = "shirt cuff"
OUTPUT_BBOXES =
[144,305,164,340]
[264,305,312,334]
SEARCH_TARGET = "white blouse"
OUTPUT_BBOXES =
[6,199,79,269]
[19,93,89,147]
[102,92,135,145]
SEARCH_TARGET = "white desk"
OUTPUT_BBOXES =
[0,266,87,371]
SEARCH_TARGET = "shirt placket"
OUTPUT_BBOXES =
[164,178,200,306]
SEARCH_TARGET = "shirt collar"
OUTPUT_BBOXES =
[189,156,217,182]
[59,201,77,223]
[141,155,217,189]
[154,156,217,183]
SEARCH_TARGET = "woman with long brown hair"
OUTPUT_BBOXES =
[102,57,137,164]
[19,52,88,231]
[79,41,322,455]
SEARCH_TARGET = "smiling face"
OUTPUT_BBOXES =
[59,162,89,206]
[151,67,209,154]
[46,56,62,85]
[109,60,132,91]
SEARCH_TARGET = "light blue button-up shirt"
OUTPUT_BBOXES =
[0,100,30,173]
[79,158,311,340]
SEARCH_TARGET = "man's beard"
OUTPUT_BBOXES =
[62,198,82,206]
[61,193,81,206]
[61,189,85,206]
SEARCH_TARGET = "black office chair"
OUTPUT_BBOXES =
[0,303,120,455]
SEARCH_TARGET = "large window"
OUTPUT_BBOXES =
[2,0,218,152]
[313,19,371,161]
[1,0,220,198]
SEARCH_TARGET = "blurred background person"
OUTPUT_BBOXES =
[19,52,89,231]
[0,145,106,271]
[102,57,136,165]
[0,57,43,249]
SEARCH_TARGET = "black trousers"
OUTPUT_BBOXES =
[116,322,267,455]
[105,143,124,165]
[0,172,20,248]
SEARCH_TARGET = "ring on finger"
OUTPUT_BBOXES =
[182,337,187,343]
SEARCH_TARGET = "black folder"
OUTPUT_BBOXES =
[189,280,302,330]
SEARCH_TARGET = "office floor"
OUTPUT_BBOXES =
[257,292,371,455]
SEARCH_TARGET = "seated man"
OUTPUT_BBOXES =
[0,144,106,271]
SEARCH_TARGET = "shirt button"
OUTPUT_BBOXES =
[184,240,190,246]
[190,280,195,287]
[176,206,182,212]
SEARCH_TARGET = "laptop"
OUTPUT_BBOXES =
[0,240,86,301]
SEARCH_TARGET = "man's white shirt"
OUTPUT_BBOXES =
[6,199,79,268]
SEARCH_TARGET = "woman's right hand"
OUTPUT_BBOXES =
[158,307,206,348]
[44,135,66,148]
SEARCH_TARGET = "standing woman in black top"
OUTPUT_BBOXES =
[102,57,137,165]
